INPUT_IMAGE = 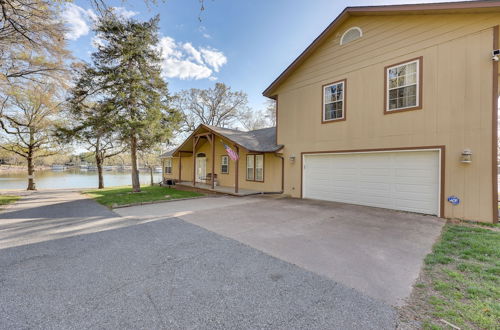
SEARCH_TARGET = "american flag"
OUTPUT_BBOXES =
[223,143,239,161]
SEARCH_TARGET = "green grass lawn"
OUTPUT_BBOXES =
[400,222,500,329]
[84,185,203,208]
[0,195,20,209]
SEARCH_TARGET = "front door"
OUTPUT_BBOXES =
[196,157,206,182]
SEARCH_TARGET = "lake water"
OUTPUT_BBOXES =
[0,168,163,190]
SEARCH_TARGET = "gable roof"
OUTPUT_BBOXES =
[262,0,500,98]
[204,125,281,152]
[160,124,282,158]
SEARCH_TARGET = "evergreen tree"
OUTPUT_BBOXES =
[68,12,180,192]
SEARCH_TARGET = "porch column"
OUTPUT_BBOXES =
[235,145,239,193]
[193,137,199,187]
[178,154,182,182]
[211,133,215,190]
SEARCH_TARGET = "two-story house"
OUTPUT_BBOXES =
[162,1,500,223]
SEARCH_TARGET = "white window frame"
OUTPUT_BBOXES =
[323,80,345,122]
[255,155,264,182]
[221,155,229,174]
[246,155,254,181]
[246,154,264,182]
[165,158,172,174]
[340,27,363,45]
[386,58,421,112]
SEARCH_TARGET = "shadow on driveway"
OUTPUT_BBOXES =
[0,217,396,329]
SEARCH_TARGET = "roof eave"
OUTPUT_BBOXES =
[262,0,500,98]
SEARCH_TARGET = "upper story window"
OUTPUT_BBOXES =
[221,155,229,174]
[385,57,422,113]
[165,158,172,174]
[340,27,362,45]
[322,80,346,123]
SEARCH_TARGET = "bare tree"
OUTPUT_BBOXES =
[0,82,64,190]
[56,108,126,190]
[139,145,162,186]
[87,133,125,189]
[175,82,249,133]
[238,99,276,131]
[0,0,70,83]
[264,98,276,127]
[238,109,268,131]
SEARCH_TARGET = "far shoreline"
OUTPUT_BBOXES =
[0,165,51,173]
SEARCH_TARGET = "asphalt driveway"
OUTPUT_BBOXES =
[117,195,446,306]
[0,191,395,329]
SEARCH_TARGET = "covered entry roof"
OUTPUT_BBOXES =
[160,124,282,158]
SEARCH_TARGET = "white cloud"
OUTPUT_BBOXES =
[63,4,138,42]
[62,3,96,40]
[200,48,227,72]
[162,59,213,80]
[182,43,204,64]
[111,7,138,19]
[158,37,227,80]
[198,26,212,39]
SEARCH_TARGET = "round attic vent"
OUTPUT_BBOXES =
[340,27,362,45]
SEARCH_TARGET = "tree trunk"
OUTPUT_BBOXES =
[130,133,141,192]
[149,166,154,186]
[26,152,36,190]
[27,129,36,190]
[96,154,104,189]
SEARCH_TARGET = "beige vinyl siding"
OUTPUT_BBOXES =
[275,13,500,94]
[274,13,498,222]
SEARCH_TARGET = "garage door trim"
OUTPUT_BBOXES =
[300,146,445,217]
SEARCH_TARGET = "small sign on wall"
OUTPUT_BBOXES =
[447,196,460,205]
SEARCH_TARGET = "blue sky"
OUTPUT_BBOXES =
[64,0,470,112]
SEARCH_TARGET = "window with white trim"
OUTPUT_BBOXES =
[221,155,229,174]
[386,59,420,111]
[165,158,172,174]
[340,27,362,45]
[323,80,345,121]
[246,154,264,182]
[255,155,264,181]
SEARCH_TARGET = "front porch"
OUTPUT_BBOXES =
[176,181,264,196]
[161,124,284,196]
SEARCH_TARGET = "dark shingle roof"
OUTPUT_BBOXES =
[204,125,282,152]
[160,125,282,158]
[160,149,176,158]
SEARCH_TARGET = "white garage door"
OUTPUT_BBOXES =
[303,150,440,215]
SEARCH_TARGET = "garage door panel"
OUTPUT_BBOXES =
[358,182,391,191]
[394,177,436,185]
[303,151,440,215]
[396,168,435,177]
[397,192,436,203]
[395,182,435,193]
[359,168,392,176]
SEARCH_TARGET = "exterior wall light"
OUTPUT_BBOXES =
[492,49,500,61]
[289,155,296,163]
[460,149,472,163]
